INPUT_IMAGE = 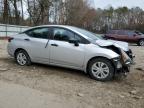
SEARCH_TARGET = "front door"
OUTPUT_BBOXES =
[49,27,85,68]
[116,31,128,42]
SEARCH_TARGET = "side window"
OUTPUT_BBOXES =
[124,31,129,35]
[107,30,116,34]
[26,28,49,39]
[53,28,75,41]
[75,34,83,43]
[117,31,125,35]
[128,31,134,36]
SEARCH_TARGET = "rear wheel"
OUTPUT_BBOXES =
[88,58,114,81]
[138,39,144,46]
[15,50,31,66]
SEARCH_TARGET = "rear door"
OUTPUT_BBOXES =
[25,27,51,62]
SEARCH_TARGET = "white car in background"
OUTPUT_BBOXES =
[7,25,134,81]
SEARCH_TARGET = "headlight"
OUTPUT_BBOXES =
[113,57,120,62]
[117,61,122,69]
[112,57,122,69]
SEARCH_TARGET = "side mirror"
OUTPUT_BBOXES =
[103,35,108,40]
[69,39,79,46]
[133,34,137,37]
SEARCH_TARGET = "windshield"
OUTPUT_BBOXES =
[69,26,103,41]
[135,31,143,35]
[93,33,104,40]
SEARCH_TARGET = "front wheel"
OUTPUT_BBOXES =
[88,58,114,81]
[15,50,31,66]
[138,39,144,46]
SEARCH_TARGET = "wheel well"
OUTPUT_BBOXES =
[86,56,115,73]
[14,48,26,58]
[139,38,144,41]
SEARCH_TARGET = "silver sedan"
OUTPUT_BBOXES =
[7,25,133,81]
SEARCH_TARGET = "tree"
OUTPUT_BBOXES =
[20,0,24,22]
[27,0,52,25]
[9,0,20,24]
[3,0,9,24]
[1,0,144,33]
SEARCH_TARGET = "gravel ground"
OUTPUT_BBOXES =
[0,40,144,108]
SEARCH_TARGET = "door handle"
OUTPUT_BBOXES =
[51,44,58,47]
[24,38,30,41]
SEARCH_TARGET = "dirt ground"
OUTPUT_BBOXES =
[0,40,144,108]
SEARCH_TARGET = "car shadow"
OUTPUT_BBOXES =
[1,57,91,80]
[1,57,126,82]
[32,62,89,78]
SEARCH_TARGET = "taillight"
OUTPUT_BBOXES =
[8,37,14,42]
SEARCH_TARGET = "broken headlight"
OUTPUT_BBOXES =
[112,57,122,69]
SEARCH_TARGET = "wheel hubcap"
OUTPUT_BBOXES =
[140,40,144,46]
[91,62,109,79]
[17,53,27,65]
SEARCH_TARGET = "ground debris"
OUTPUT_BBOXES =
[129,90,143,100]
[119,94,125,98]
[131,95,143,100]
[107,102,113,106]
[0,67,9,71]
[135,67,144,72]
[129,90,137,95]
[77,93,84,97]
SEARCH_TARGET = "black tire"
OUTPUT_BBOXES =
[138,39,144,46]
[110,37,115,40]
[15,50,31,66]
[88,58,114,81]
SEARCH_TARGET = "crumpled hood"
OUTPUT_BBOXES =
[95,39,129,51]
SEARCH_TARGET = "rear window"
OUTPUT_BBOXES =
[25,27,50,39]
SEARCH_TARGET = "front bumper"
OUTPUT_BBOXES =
[112,55,133,75]
[112,50,135,74]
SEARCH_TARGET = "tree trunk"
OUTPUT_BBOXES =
[20,0,24,24]
[13,0,19,25]
[3,0,8,24]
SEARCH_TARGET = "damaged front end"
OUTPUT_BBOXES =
[94,39,135,77]
[104,45,134,76]
[119,48,132,73]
